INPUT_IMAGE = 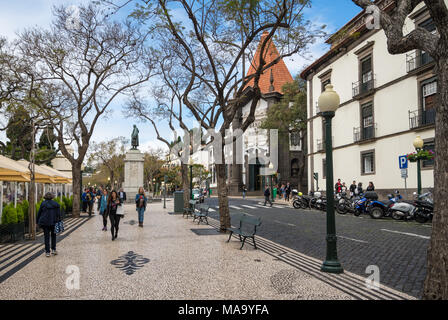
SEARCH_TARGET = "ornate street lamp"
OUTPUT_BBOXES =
[269,162,275,203]
[163,174,167,209]
[188,157,194,200]
[413,135,424,195]
[318,84,343,274]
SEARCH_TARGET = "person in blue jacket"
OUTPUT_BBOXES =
[37,192,61,257]
[81,189,88,213]
[99,189,109,231]
[135,187,148,227]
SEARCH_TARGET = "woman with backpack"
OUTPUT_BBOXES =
[37,192,61,257]
[107,190,123,241]
[135,187,148,227]
[99,189,109,231]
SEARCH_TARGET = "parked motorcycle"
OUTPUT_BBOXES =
[412,192,433,223]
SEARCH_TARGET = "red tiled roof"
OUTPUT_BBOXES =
[245,31,294,94]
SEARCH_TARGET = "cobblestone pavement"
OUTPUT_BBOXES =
[0,202,414,300]
[204,197,430,298]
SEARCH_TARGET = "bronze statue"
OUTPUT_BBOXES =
[131,125,139,150]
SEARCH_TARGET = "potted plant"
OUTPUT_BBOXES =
[406,149,435,162]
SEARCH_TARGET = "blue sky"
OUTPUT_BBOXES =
[0,0,362,155]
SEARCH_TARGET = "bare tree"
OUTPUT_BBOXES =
[122,0,325,231]
[352,0,448,300]
[14,4,156,217]
[126,47,203,208]
[88,137,128,189]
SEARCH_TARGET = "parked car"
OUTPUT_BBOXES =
[192,189,205,203]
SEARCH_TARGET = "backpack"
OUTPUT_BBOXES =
[86,193,92,201]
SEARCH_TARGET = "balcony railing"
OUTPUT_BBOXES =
[406,51,434,73]
[409,109,436,129]
[352,75,376,98]
[353,124,377,142]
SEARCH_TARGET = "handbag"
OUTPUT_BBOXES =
[55,220,65,234]
[116,205,125,216]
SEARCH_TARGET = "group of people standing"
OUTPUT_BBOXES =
[334,179,375,197]
[82,186,148,241]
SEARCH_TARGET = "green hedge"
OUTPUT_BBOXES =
[62,195,73,213]
[1,204,18,225]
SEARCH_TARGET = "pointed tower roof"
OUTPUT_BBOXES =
[245,31,294,95]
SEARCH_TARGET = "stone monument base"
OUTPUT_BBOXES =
[123,149,144,202]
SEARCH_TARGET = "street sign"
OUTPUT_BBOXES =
[313,172,318,180]
[401,168,408,179]
[399,155,408,169]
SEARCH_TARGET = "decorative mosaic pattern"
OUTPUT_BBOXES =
[110,251,150,275]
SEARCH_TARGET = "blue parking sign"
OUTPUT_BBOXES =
[399,155,408,169]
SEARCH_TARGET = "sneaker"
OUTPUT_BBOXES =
[45,252,51,257]
[112,236,115,241]
[51,250,58,255]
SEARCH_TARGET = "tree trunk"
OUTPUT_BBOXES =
[181,164,189,208]
[71,162,82,218]
[216,163,230,232]
[423,57,448,300]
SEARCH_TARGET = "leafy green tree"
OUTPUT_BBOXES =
[260,77,307,189]
[5,105,32,160]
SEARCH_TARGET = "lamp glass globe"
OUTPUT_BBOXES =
[318,84,340,113]
[413,135,424,149]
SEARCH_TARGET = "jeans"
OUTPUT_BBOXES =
[88,202,93,216]
[264,196,272,206]
[42,225,56,253]
[109,213,121,237]
[242,191,246,199]
[82,201,87,212]
[137,207,145,223]
[101,211,108,228]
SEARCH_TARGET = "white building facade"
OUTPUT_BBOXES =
[301,1,438,198]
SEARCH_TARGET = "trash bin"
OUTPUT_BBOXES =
[174,191,184,213]
[273,187,277,199]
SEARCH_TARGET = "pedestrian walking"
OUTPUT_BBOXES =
[119,188,127,203]
[37,192,61,257]
[285,182,291,202]
[366,181,375,191]
[341,182,347,193]
[99,189,109,231]
[135,187,148,227]
[242,184,247,199]
[81,189,88,213]
[107,190,123,241]
[87,187,95,217]
[264,186,273,207]
[96,186,103,212]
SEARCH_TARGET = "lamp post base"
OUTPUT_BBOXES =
[321,260,344,274]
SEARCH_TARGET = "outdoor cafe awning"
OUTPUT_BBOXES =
[16,160,57,184]
[0,156,72,184]
[40,165,72,184]
[0,155,31,182]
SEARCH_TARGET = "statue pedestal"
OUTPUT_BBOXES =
[123,149,144,202]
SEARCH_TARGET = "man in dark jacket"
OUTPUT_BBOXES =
[119,188,127,203]
[264,186,273,207]
[37,192,61,257]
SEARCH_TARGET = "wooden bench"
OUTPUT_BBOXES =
[226,213,262,250]
[183,200,197,218]
[193,204,209,225]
